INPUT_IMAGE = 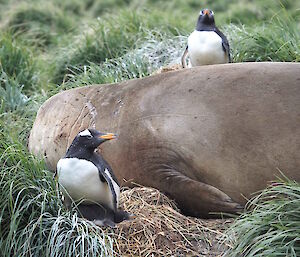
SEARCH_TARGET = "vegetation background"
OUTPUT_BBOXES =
[0,0,299,256]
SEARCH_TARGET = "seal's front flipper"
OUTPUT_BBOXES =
[172,178,243,217]
[154,169,243,218]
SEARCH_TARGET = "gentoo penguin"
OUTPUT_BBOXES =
[181,9,231,68]
[56,128,130,227]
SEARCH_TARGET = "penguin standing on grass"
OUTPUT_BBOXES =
[182,9,231,68]
[56,128,130,227]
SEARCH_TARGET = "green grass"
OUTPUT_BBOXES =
[61,29,186,89]
[0,73,29,112]
[0,0,299,256]
[52,11,146,83]
[0,33,38,92]
[226,10,300,62]
[52,10,187,84]
[224,179,300,257]
[3,2,74,49]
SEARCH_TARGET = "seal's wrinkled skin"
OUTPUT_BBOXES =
[29,62,300,218]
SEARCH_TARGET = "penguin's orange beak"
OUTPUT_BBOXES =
[99,133,117,140]
[203,9,210,15]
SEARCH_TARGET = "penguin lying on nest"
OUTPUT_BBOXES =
[182,9,231,68]
[56,128,130,227]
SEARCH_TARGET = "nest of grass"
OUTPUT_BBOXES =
[111,187,233,257]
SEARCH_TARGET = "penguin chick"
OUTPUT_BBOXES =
[57,128,130,227]
[77,204,132,228]
[182,9,231,68]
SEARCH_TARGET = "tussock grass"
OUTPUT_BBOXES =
[3,2,74,48]
[53,11,148,83]
[224,179,300,257]
[0,33,38,92]
[92,0,133,16]
[62,30,186,88]
[226,11,300,62]
[63,55,150,88]
[52,10,187,84]
[50,0,92,16]
[0,73,29,112]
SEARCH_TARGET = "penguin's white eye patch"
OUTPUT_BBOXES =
[199,9,214,16]
[79,129,92,137]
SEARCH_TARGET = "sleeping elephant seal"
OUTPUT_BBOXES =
[29,62,300,218]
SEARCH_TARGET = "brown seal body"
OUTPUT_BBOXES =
[29,62,300,217]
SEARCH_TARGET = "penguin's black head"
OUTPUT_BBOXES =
[196,9,215,30]
[74,128,116,150]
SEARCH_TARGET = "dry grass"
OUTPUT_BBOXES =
[111,187,233,257]
[152,63,183,75]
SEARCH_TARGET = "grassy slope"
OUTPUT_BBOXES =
[0,0,299,255]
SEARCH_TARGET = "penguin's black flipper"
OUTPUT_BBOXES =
[90,154,119,212]
[100,168,118,211]
[214,28,231,62]
[100,157,120,186]
[92,153,120,186]
[181,45,189,68]
[98,174,106,182]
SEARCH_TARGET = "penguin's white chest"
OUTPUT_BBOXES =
[57,158,120,210]
[188,31,228,66]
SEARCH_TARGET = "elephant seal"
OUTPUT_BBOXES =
[29,62,300,218]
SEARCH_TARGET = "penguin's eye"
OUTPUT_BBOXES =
[86,135,93,139]
[210,10,214,15]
